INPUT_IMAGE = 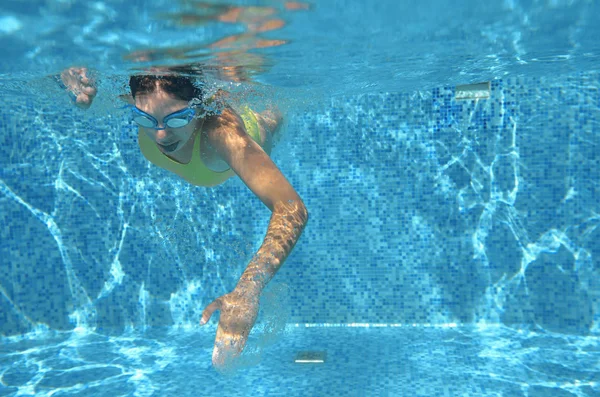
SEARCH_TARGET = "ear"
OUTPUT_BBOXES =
[118,94,135,105]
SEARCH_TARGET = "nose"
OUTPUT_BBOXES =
[155,128,170,140]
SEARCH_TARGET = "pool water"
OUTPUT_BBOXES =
[1,0,600,396]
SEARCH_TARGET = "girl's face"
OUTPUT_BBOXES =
[134,88,202,154]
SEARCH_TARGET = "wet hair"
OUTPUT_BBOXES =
[129,70,204,103]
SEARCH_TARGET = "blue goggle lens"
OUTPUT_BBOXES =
[165,117,190,128]
[133,115,156,128]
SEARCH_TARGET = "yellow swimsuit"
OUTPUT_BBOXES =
[137,106,262,187]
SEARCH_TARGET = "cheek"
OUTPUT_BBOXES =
[178,125,195,139]
[143,128,155,139]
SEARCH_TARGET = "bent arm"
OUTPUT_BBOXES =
[204,108,309,294]
[237,199,308,294]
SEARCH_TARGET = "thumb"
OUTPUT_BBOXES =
[200,299,221,326]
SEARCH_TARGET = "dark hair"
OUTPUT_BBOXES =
[129,72,204,103]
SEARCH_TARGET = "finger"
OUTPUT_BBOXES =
[200,299,221,325]
[75,94,93,109]
[213,324,248,368]
[212,333,245,369]
[81,85,97,96]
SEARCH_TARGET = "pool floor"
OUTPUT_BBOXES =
[1,325,598,396]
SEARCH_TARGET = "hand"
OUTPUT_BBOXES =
[200,284,260,370]
[60,67,97,109]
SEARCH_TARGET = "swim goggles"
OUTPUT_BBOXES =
[131,106,196,129]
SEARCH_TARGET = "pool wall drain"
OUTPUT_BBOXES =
[455,81,491,100]
[294,351,326,364]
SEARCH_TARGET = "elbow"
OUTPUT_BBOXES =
[293,201,309,238]
[291,195,308,225]
[276,198,308,227]
[298,201,309,226]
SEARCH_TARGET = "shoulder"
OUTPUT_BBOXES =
[204,106,243,131]
[202,106,248,151]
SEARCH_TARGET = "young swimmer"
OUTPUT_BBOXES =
[60,66,308,370]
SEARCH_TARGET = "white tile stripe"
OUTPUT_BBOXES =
[295,359,325,363]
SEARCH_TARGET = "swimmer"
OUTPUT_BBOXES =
[59,66,308,370]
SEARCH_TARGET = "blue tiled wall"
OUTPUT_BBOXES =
[0,73,598,337]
